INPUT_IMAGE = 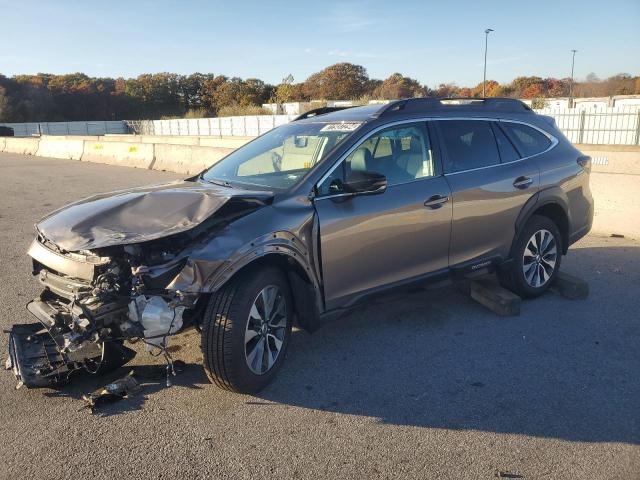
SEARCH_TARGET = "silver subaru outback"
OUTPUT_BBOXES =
[7,98,593,393]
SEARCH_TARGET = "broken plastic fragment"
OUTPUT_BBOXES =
[81,371,140,413]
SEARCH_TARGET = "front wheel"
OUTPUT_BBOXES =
[201,267,292,393]
[499,215,562,298]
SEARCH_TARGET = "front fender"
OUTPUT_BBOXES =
[167,229,320,295]
[203,231,319,293]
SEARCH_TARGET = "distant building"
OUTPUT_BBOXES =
[262,102,312,115]
[612,95,640,108]
[573,97,609,110]
[544,98,571,109]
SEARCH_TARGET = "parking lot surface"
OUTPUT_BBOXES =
[0,153,638,479]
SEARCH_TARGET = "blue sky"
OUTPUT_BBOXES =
[1,0,638,87]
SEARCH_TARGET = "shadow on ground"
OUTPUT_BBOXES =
[253,244,640,444]
[42,362,209,417]
[35,244,640,442]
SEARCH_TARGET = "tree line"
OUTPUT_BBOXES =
[1,63,639,122]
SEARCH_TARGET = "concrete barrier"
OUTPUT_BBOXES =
[100,134,254,148]
[153,144,233,175]
[576,144,640,175]
[82,141,154,169]
[3,137,40,155]
[143,135,200,146]
[101,135,200,145]
[58,135,100,141]
[36,137,85,160]
[199,136,253,148]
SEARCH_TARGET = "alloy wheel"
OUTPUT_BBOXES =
[522,229,557,288]
[244,285,287,375]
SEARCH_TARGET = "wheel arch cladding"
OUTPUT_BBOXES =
[209,251,323,333]
[531,203,569,254]
[515,188,570,255]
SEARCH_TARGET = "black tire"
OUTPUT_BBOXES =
[499,214,563,298]
[201,267,292,394]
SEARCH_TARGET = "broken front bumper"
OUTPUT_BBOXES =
[6,322,135,389]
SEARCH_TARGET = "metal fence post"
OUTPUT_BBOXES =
[635,111,640,146]
[578,110,586,144]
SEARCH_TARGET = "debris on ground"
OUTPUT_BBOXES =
[80,371,141,413]
[5,323,136,389]
[495,470,524,478]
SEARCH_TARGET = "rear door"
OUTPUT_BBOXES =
[434,119,540,266]
[314,122,452,310]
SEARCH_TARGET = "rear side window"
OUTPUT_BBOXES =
[436,120,501,173]
[492,123,520,163]
[501,123,551,157]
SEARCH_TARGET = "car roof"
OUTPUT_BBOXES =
[295,98,536,125]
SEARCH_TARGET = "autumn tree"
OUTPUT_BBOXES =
[434,83,460,98]
[303,63,369,100]
[544,78,569,97]
[509,76,544,98]
[373,73,427,99]
[471,80,502,97]
[521,84,543,99]
[1,69,639,123]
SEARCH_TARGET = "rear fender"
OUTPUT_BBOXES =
[513,186,571,255]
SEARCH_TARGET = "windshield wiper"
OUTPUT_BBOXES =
[204,178,235,188]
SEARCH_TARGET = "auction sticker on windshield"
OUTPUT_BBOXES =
[320,122,362,132]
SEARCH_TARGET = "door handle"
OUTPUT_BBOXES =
[513,176,533,189]
[424,194,449,209]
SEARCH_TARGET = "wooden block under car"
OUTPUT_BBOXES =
[470,278,522,316]
[551,271,589,300]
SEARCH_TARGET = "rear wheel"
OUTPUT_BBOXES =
[499,215,562,298]
[201,267,292,393]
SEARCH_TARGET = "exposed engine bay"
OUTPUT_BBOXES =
[7,234,201,388]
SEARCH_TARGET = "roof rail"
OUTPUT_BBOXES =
[373,97,532,118]
[293,106,353,121]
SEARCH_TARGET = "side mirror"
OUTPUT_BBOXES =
[342,170,387,195]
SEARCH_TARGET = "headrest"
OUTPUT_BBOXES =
[350,147,372,171]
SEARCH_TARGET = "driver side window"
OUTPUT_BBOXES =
[317,122,435,196]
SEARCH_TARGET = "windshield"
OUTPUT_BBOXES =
[201,121,359,190]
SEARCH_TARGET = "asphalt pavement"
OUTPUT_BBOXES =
[0,152,638,479]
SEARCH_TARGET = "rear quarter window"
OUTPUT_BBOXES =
[502,123,552,157]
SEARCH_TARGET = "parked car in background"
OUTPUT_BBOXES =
[7,98,593,394]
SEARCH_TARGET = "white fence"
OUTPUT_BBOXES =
[0,121,127,136]
[536,106,640,145]
[2,108,639,145]
[125,115,298,137]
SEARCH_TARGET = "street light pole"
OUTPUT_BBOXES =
[569,49,577,107]
[483,29,494,98]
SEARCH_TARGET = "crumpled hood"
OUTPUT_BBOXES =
[36,180,273,251]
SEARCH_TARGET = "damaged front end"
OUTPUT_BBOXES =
[5,178,316,390]
[7,234,199,389]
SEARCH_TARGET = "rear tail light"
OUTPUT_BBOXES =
[577,155,592,173]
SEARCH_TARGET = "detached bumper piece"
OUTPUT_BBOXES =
[5,323,135,389]
[81,371,140,414]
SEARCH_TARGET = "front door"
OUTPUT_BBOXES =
[314,122,452,310]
